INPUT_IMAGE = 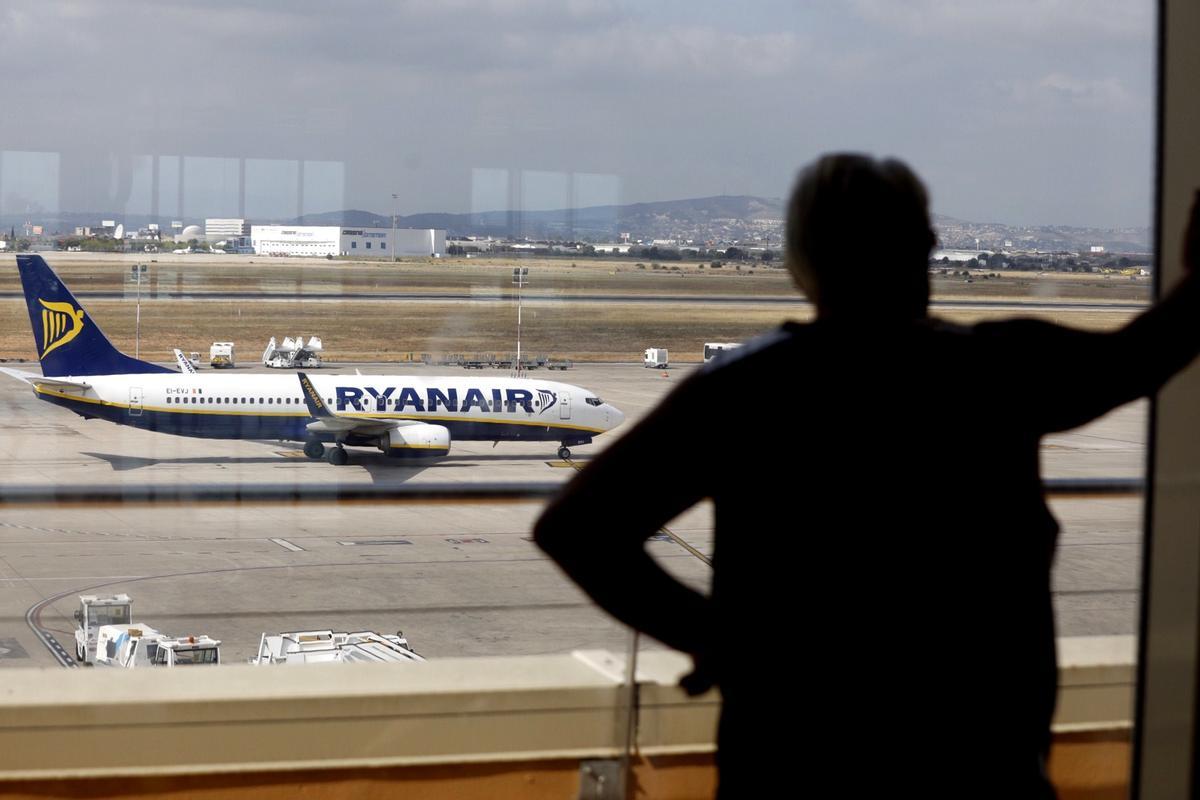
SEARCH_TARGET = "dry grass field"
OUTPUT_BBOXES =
[0,253,1147,363]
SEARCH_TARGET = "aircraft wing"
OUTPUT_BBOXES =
[0,367,91,390]
[297,371,403,435]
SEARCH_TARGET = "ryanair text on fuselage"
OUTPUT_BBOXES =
[331,385,551,415]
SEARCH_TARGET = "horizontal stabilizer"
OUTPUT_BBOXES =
[0,367,90,390]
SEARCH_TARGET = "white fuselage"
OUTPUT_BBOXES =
[33,371,623,449]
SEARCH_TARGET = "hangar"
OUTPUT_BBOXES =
[250,225,447,257]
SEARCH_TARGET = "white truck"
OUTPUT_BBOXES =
[252,630,424,665]
[703,342,742,362]
[643,347,669,368]
[94,625,221,668]
[210,341,235,369]
[73,594,133,664]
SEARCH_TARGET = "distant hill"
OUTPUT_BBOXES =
[931,214,1151,254]
[293,199,1150,253]
[292,195,785,242]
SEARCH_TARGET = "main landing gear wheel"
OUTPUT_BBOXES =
[328,446,349,466]
[303,440,325,460]
[558,446,571,460]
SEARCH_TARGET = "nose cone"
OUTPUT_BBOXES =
[607,404,625,430]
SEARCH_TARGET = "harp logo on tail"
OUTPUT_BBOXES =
[38,298,85,358]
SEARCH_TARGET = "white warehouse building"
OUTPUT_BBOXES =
[250,226,446,258]
[205,218,250,237]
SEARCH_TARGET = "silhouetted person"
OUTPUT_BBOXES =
[534,154,1200,798]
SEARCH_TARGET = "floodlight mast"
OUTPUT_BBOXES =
[391,193,399,263]
[512,267,528,377]
[132,263,146,359]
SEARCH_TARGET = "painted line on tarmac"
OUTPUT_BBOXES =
[0,575,144,583]
[269,537,305,552]
[25,594,77,668]
[23,558,554,667]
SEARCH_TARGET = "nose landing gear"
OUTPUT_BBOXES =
[557,445,571,460]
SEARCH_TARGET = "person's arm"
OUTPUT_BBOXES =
[983,192,1200,433]
[534,369,714,656]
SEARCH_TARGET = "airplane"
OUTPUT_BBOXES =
[1,254,625,465]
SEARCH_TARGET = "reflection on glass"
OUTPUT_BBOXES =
[302,160,345,218]
[183,156,240,219]
[471,167,509,228]
[0,150,60,219]
[245,159,300,221]
[157,155,181,222]
[116,154,154,218]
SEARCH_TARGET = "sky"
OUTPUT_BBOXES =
[0,1,1155,228]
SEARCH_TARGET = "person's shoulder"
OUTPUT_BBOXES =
[966,316,1076,344]
[698,324,803,376]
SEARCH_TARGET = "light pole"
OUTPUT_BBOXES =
[391,193,399,263]
[131,263,147,359]
[512,267,528,376]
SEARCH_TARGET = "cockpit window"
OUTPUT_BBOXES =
[585,397,602,406]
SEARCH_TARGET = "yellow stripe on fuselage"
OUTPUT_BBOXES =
[339,411,605,434]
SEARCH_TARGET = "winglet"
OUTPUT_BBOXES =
[173,349,197,374]
[298,372,332,418]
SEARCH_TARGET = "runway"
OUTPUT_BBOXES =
[0,362,1148,668]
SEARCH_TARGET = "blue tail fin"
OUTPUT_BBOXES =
[16,254,171,376]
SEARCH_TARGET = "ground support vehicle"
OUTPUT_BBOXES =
[210,342,235,368]
[252,630,425,665]
[94,625,220,668]
[703,342,742,362]
[644,348,669,368]
[73,594,133,664]
[262,335,324,368]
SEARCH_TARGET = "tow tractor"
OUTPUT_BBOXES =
[94,624,220,668]
[73,594,132,664]
[73,594,220,667]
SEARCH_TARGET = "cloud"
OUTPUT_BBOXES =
[995,72,1139,112]
[545,26,805,82]
[849,0,1152,42]
[0,1,1157,227]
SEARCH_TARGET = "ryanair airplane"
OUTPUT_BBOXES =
[1,255,625,465]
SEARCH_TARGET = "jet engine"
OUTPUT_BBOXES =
[380,424,451,457]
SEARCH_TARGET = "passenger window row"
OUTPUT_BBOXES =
[164,397,302,406]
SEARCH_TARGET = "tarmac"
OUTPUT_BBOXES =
[0,360,1146,668]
